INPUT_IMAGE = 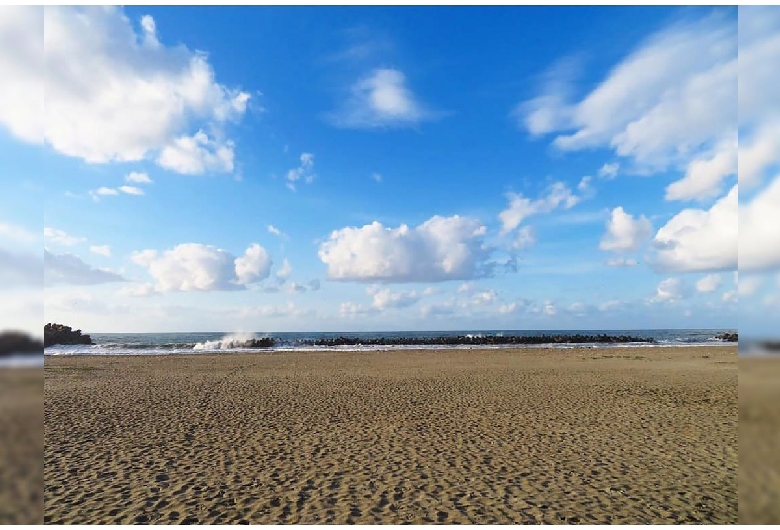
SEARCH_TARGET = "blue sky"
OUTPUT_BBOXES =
[1,6,778,334]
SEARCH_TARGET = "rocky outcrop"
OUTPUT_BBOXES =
[242,338,274,348]
[44,323,94,347]
[0,331,44,356]
[715,332,738,342]
[304,334,654,347]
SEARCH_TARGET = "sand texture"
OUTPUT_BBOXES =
[44,347,737,524]
[1,368,43,524]
[739,357,780,524]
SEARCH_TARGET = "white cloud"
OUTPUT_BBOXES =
[499,181,583,235]
[371,288,419,310]
[605,257,639,267]
[372,173,383,183]
[133,242,271,292]
[739,122,780,188]
[511,226,536,250]
[0,249,42,288]
[90,185,146,200]
[26,7,250,173]
[598,162,619,179]
[117,282,157,297]
[456,282,473,294]
[0,221,38,244]
[234,244,272,285]
[598,300,624,311]
[329,68,435,129]
[118,185,144,196]
[498,301,525,314]
[599,207,652,252]
[740,176,780,272]
[286,152,315,191]
[0,7,43,145]
[471,289,497,306]
[738,275,763,297]
[157,131,235,175]
[318,215,493,283]
[276,258,292,280]
[267,225,288,239]
[722,290,737,303]
[287,281,307,294]
[339,301,372,316]
[126,171,152,184]
[650,277,686,303]
[696,273,722,293]
[542,301,556,316]
[89,245,111,257]
[519,14,736,176]
[44,227,85,246]
[652,185,737,272]
[665,138,737,201]
[44,249,125,286]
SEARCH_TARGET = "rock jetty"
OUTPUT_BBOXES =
[715,332,738,342]
[0,331,44,356]
[44,323,94,347]
[303,333,654,347]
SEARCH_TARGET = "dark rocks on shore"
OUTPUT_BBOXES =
[242,338,274,348]
[44,323,94,347]
[716,332,738,342]
[304,333,655,347]
[0,331,44,356]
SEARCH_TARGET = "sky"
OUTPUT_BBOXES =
[0,5,777,335]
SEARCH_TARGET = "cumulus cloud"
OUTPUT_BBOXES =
[318,215,493,283]
[471,289,497,306]
[665,138,737,201]
[234,244,272,285]
[286,153,315,191]
[1,249,42,288]
[598,300,625,312]
[740,176,780,272]
[276,259,292,280]
[598,162,619,179]
[44,249,126,286]
[370,288,419,310]
[132,242,271,292]
[0,7,43,145]
[157,131,235,175]
[7,7,250,173]
[499,181,584,235]
[650,277,687,303]
[652,185,737,272]
[456,282,473,294]
[599,207,653,253]
[89,245,111,257]
[44,227,85,246]
[90,184,146,201]
[511,226,536,251]
[117,282,158,297]
[739,275,763,297]
[328,68,436,129]
[126,171,152,184]
[696,274,722,293]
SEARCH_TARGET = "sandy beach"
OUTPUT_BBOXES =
[1,368,43,524]
[739,356,780,524]
[44,346,738,524]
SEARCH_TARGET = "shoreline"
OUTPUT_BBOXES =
[45,346,738,524]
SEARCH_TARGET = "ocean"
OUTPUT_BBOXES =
[43,329,737,356]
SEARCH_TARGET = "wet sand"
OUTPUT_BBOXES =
[1,368,43,524]
[44,346,737,524]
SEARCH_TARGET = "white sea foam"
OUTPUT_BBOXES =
[192,332,260,351]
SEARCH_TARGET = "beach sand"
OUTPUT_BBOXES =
[739,356,780,524]
[1,368,43,524]
[44,346,737,524]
